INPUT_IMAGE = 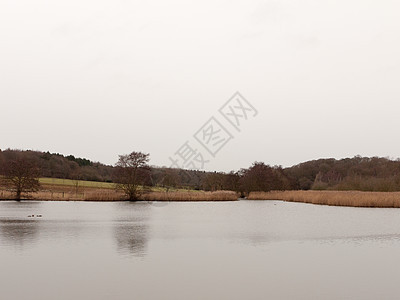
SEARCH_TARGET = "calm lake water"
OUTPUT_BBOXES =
[2,200,400,300]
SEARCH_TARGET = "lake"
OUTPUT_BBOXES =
[1,200,400,300]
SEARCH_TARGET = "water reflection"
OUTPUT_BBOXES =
[113,203,151,257]
[114,222,148,257]
[0,219,39,248]
[315,233,400,245]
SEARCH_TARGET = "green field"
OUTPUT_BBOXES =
[38,177,194,192]
[39,178,115,189]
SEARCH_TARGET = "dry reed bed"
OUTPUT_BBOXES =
[0,188,238,202]
[0,190,15,200]
[140,191,238,201]
[248,190,400,208]
[0,189,125,201]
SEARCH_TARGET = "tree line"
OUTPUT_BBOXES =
[2,149,400,200]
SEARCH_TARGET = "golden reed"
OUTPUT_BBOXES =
[140,191,238,201]
[0,187,238,202]
[248,190,400,208]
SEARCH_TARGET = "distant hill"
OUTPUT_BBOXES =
[285,156,400,191]
[0,149,114,182]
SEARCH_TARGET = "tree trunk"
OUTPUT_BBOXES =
[128,190,138,201]
[16,189,21,201]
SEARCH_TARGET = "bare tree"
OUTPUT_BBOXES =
[71,169,82,196]
[202,172,225,191]
[114,152,151,201]
[162,169,180,192]
[223,171,242,195]
[239,162,274,195]
[1,158,41,200]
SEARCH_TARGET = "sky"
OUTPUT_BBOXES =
[1,0,399,172]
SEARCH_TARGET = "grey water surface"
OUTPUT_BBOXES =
[1,200,400,300]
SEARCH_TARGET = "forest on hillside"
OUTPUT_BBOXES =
[1,149,400,192]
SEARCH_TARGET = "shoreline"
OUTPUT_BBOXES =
[248,190,400,208]
[0,188,239,202]
[6,185,400,207]
[0,199,238,202]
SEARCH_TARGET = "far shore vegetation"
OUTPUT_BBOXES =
[248,190,400,208]
[3,148,400,206]
[0,181,238,202]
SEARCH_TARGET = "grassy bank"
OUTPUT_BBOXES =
[0,178,238,201]
[248,190,400,208]
[39,178,115,189]
[38,177,179,192]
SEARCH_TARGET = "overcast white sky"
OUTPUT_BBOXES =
[1,0,399,171]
